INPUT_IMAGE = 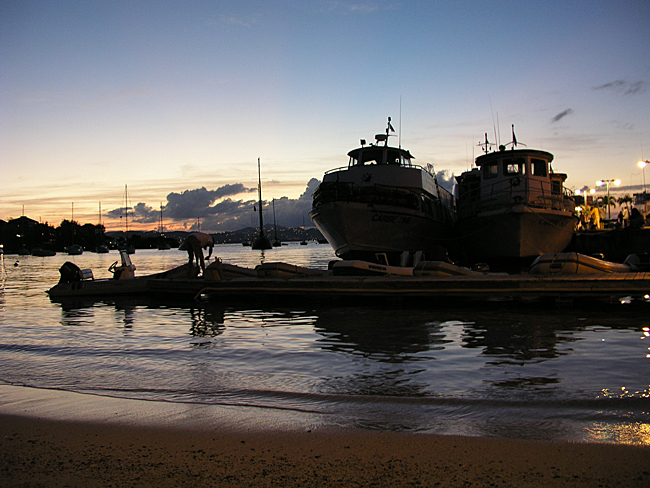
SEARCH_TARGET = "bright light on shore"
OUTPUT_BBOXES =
[596,179,620,186]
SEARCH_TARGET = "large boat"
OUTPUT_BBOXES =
[455,130,578,262]
[310,119,456,265]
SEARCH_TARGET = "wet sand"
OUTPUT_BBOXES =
[1,386,649,487]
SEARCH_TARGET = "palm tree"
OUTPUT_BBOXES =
[597,196,618,225]
[616,194,634,227]
[617,194,633,212]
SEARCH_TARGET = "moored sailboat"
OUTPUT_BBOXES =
[121,185,136,254]
[272,199,281,247]
[251,158,272,250]
[157,203,171,250]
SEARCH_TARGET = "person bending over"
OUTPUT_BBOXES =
[185,232,214,275]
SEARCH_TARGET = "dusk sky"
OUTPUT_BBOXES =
[2,0,649,232]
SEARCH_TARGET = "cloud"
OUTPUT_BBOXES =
[116,180,320,232]
[131,203,158,224]
[318,1,397,14]
[551,108,573,123]
[105,202,158,224]
[190,179,321,232]
[435,170,455,193]
[164,184,254,220]
[592,79,647,95]
[207,14,260,29]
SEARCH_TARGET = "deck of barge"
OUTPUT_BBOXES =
[148,272,650,303]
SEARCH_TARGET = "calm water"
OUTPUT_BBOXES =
[1,244,649,444]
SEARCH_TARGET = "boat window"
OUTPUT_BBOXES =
[551,181,561,195]
[483,163,498,179]
[358,148,384,165]
[503,158,525,175]
[386,149,401,165]
[531,158,547,177]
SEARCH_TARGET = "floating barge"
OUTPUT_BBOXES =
[48,254,650,305]
[147,270,650,304]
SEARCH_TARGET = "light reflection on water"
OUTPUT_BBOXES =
[0,246,649,444]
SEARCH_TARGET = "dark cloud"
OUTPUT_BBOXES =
[197,179,320,232]
[106,202,160,224]
[130,180,320,232]
[131,202,158,224]
[165,184,254,220]
[593,80,626,90]
[551,108,573,123]
[592,79,646,95]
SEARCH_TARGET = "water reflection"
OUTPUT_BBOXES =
[43,296,650,443]
[189,306,225,338]
[0,254,6,312]
[56,296,228,337]
[313,307,448,361]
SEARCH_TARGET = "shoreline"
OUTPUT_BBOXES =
[2,385,649,487]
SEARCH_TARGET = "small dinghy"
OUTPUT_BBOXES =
[331,260,415,276]
[529,252,633,275]
[48,250,195,298]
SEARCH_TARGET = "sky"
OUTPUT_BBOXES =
[1,0,649,232]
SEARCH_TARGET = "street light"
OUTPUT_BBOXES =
[596,179,621,223]
[639,160,648,214]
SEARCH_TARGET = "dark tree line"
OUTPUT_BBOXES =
[0,216,105,253]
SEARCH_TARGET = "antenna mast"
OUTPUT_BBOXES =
[399,96,402,149]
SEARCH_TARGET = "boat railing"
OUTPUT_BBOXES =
[457,177,576,216]
[312,181,456,223]
[324,162,435,176]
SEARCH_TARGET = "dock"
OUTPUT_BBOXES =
[148,272,650,304]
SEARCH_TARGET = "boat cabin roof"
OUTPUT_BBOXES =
[474,147,553,167]
[347,145,414,166]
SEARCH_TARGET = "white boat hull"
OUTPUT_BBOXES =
[310,201,454,259]
[47,263,195,298]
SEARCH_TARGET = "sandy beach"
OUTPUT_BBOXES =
[1,386,649,487]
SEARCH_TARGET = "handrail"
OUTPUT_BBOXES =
[312,181,456,224]
[457,176,576,217]
[324,163,436,176]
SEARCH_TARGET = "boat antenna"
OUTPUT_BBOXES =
[496,112,501,148]
[385,117,395,146]
[504,124,527,149]
[488,94,498,150]
[399,96,402,150]
[478,132,493,154]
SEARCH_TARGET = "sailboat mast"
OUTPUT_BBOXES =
[273,198,278,240]
[125,186,130,250]
[257,158,265,237]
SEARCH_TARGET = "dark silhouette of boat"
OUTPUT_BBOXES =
[455,128,578,261]
[310,118,455,264]
[251,158,272,250]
